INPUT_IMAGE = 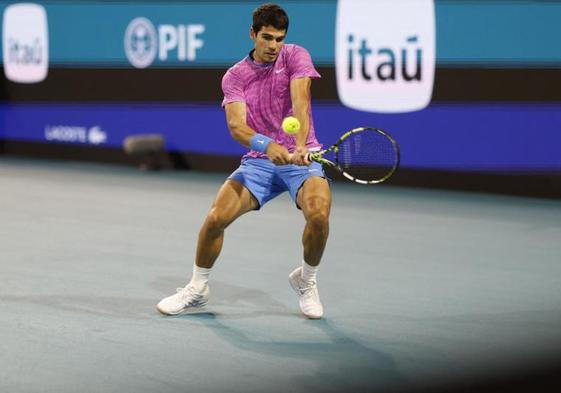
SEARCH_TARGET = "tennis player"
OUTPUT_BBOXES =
[157,3,331,319]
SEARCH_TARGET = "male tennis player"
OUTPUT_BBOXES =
[157,3,331,319]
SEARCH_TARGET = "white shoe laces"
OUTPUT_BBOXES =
[176,285,201,302]
[298,279,317,297]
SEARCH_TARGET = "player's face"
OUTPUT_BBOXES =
[250,25,286,64]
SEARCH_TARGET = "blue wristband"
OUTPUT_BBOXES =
[250,133,273,153]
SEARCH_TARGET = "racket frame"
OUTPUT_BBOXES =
[308,127,400,185]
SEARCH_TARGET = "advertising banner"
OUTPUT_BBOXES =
[1,1,561,67]
[335,0,435,113]
[2,103,561,172]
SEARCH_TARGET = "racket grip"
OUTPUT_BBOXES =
[288,152,312,165]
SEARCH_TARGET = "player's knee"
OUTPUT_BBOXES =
[306,207,330,233]
[303,195,330,224]
[204,208,229,233]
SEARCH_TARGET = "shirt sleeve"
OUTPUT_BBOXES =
[287,45,321,81]
[221,69,245,108]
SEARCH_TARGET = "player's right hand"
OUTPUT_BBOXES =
[265,142,292,165]
[290,146,311,166]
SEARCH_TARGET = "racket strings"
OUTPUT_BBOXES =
[337,130,397,182]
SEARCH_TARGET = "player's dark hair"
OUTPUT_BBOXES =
[252,3,289,33]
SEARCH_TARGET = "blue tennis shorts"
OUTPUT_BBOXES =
[228,157,326,209]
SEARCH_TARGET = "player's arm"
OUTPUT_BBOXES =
[290,77,313,165]
[224,101,291,165]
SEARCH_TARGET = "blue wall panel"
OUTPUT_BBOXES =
[2,102,560,172]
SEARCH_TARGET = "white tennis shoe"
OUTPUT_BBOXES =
[157,284,209,315]
[288,267,323,319]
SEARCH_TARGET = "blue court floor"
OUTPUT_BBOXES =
[1,157,561,393]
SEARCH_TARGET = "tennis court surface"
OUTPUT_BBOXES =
[1,157,561,393]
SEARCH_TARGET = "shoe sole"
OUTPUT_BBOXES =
[156,301,208,316]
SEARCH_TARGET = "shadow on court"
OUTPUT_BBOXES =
[1,279,408,393]
[189,313,410,393]
[170,281,411,393]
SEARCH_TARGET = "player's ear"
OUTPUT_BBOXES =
[250,27,256,41]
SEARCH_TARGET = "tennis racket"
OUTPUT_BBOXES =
[306,127,400,184]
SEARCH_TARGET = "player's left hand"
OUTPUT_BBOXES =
[291,146,311,166]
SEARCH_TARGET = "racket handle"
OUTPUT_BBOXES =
[288,152,312,165]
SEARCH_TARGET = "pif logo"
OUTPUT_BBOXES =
[124,17,205,69]
[2,3,49,83]
[335,0,435,113]
[124,17,158,69]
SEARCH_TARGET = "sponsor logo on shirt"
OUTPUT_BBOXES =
[2,3,49,83]
[335,0,435,113]
[124,17,205,69]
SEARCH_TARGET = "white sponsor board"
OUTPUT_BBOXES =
[336,0,435,113]
[2,3,49,83]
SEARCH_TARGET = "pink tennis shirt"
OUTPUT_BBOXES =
[221,44,322,159]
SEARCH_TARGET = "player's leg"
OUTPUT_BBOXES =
[157,179,258,315]
[297,176,332,267]
[285,169,331,319]
[195,179,259,269]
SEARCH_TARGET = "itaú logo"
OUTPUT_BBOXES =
[335,0,435,113]
[2,3,49,83]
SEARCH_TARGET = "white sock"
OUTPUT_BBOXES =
[189,265,211,291]
[301,260,318,284]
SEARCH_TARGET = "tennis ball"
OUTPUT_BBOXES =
[282,116,300,134]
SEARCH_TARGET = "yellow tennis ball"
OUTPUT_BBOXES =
[282,116,300,134]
